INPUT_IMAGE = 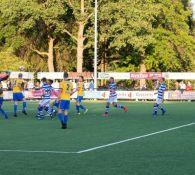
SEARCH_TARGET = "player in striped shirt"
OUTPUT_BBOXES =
[36,78,56,120]
[0,76,8,119]
[153,78,166,117]
[102,77,127,117]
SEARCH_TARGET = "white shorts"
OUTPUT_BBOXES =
[107,96,118,103]
[156,98,163,105]
[39,99,51,107]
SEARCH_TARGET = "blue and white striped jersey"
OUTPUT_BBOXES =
[157,83,166,99]
[109,83,117,97]
[41,83,53,99]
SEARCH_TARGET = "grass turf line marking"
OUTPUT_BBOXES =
[77,122,195,154]
[0,149,77,154]
[0,123,194,155]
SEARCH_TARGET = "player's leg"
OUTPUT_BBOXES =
[158,101,166,115]
[75,98,81,115]
[62,109,69,129]
[57,108,64,128]
[112,98,127,112]
[37,100,44,119]
[76,96,87,115]
[22,96,27,115]
[44,101,53,119]
[58,100,67,129]
[102,100,110,117]
[153,98,161,117]
[13,93,18,117]
[52,100,59,114]
[0,98,8,119]
[62,100,70,129]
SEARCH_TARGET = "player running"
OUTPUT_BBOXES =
[58,72,74,129]
[152,77,166,117]
[36,78,57,120]
[75,76,88,115]
[13,73,27,117]
[102,77,127,117]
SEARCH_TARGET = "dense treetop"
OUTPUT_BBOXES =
[0,0,194,72]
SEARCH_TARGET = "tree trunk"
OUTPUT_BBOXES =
[77,21,84,73]
[48,37,55,72]
[140,63,146,89]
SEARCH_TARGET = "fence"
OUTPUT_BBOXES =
[2,90,195,100]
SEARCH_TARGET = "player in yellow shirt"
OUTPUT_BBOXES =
[58,72,74,129]
[75,76,88,115]
[0,77,8,119]
[13,73,27,117]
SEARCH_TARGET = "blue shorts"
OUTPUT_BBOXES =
[0,97,3,106]
[13,93,24,101]
[76,96,83,103]
[60,100,70,110]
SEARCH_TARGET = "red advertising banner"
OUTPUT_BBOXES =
[130,72,162,80]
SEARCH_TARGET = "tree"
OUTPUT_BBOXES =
[0,51,28,71]
[63,0,94,73]
[0,0,69,72]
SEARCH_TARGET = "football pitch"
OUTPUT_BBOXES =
[0,101,195,175]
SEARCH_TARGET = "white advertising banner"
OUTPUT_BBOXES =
[10,72,34,79]
[163,72,195,80]
[37,72,64,80]
[3,90,195,100]
[98,72,130,80]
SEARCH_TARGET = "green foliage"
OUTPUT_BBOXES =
[0,51,28,71]
[0,0,194,72]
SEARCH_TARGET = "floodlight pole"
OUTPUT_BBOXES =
[94,0,98,90]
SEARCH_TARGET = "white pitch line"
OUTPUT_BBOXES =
[0,123,194,155]
[77,122,195,154]
[0,149,77,154]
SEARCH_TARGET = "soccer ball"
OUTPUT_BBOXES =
[19,66,25,71]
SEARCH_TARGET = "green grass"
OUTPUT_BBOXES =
[0,101,195,175]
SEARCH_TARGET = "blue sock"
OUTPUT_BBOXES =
[45,106,51,114]
[105,106,109,114]
[153,104,158,115]
[14,105,17,114]
[37,106,43,115]
[63,115,68,124]
[76,105,80,113]
[161,106,166,112]
[54,101,59,108]
[23,102,27,111]
[80,105,86,111]
[58,113,63,122]
[115,104,124,109]
[0,108,7,119]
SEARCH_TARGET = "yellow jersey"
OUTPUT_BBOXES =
[59,80,73,100]
[77,82,84,96]
[13,79,24,93]
[0,82,3,98]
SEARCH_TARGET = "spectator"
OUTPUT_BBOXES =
[179,81,186,94]
[141,84,147,90]
[89,80,94,91]
[175,81,179,90]
[186,81,193,91]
